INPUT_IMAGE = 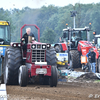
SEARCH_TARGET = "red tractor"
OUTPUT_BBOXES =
[3,24,58,87]
[54,27,100,72]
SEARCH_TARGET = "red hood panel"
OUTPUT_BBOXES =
[78,41,99,59]
[79,41,93,47]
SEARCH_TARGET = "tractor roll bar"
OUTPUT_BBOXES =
[20,24,40,42]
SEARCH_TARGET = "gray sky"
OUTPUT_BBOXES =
[0,0,100,10]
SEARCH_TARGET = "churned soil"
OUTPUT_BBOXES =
[7,80,100,100]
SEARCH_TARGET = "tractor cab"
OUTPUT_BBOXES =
[62,27,92,50]
[0,21,10,45]
[0,21,10,83]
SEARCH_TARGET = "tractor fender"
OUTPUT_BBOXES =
[54,43,67,52]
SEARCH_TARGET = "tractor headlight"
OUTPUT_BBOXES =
[31,44,36,49]
[47,44,51,48]
[42,45,46,49]
[18,44,21,47]
[13,44,16,47]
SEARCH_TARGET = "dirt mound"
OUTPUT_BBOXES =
[76,72,98,80]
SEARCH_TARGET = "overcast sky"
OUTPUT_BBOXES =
[0,0,100,10]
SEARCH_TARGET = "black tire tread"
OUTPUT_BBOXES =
[46,47,57,66]
[50,66,58,87]
[4,46,22,85]
[70,50,80,68]
[46,47,58,87]
[19,65,28,87]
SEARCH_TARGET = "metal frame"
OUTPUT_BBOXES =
[20,24,40,42]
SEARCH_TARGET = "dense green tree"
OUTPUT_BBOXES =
[41,27,56,44]
[0,3,100,43]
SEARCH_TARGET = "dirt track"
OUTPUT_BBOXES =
[7,81,100,100]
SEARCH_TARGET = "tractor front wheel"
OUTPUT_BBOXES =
[18,65,28,87]
[49,66,58,87]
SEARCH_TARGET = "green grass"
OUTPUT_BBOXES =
[67,75,76,79]
[94,80,100,83]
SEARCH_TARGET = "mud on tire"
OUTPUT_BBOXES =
[4,46,22,85]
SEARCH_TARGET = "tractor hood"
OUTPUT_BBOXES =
[27,40,51,50]
[78,41,93,47]
[32,40,46,44]
[78,40,99,59]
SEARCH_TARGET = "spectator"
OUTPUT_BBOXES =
[86,48,96,73]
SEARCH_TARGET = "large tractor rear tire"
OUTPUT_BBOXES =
[18,65,28,87]
[45,47,58,87]
[70,50,80,68]
[4,46,22,85]
[46,47,57,66]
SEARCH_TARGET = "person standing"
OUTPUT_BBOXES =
[87,48,96,73]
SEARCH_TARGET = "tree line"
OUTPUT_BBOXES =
[1,3,100,43]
